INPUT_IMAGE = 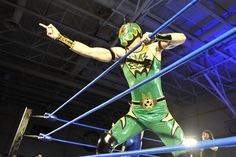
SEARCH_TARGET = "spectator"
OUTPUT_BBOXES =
[200,130,218,157]
[35,153,43,157]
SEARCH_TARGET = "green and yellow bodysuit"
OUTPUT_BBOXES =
[96,23,187,157]
[110,45,184,156]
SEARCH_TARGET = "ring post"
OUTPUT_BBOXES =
[8,107,32,157]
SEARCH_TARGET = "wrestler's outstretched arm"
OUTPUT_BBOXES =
[39,23,125,62]
[142,32,186,50]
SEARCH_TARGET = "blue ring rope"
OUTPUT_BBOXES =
[86,136,236,157]
[46,27,236,136]
[37,135,160,157]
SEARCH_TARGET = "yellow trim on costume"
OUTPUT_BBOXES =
[125,45,154,76]
[120,117,126,128]
[171,121,180,136]
[127,108,138,119]
[161,113,173,122]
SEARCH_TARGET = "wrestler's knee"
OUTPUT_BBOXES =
[96,133,118,154]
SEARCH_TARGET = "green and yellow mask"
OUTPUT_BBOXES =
[118,23,142,47]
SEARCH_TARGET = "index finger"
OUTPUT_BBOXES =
[39,23,48,29]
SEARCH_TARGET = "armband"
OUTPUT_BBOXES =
[56,34,75,49]
[154,34,172,42]
[109,48,116,61]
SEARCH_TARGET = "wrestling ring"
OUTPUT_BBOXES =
[8,0,236,156]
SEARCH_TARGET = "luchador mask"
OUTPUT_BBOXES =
[118,23,142,47]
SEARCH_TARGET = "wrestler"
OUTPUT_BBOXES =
[40,22,189,157]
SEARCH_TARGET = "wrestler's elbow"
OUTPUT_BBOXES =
[176,33,186,45]
[180,33,187,44]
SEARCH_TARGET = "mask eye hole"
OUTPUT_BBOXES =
[120,28,128,35]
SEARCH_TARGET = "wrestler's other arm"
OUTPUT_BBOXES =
[156,33,186,49]
[39,23,125,62]
[142,32,186,50]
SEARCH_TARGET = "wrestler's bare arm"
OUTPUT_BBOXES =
[142,32,186,50]
[71,42,125,62]
[141,32,186,60]
[158,33,186,50]
[39,23,125,62]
